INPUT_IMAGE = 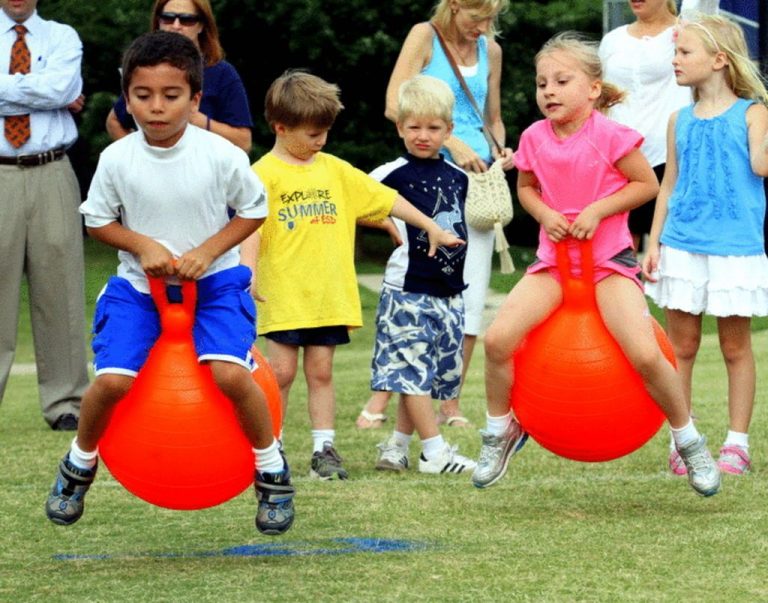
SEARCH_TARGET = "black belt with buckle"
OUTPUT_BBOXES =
[0,148,66,167]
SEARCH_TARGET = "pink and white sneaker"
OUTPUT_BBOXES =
[717,445,751,475]
[668,449,687,476]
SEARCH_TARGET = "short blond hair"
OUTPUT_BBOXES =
[397,75,454,124]
[264,69,344,131]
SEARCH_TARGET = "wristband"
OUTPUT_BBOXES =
[206,116,211,131]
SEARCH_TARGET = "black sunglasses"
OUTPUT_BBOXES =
[158,12,201,26]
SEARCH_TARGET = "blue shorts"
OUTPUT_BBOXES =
[370,286,464,400]
[92,266,256,376]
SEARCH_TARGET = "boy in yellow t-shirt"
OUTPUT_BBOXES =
[241,70,464,480]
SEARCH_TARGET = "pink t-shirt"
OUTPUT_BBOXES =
[514,110,643,268]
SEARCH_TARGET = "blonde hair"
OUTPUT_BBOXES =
[397,75,454,123]
[678,15,768,104]
[264,69,344,131]
[665,0,677,16]
[431,0,509,38]
[151,0,224,66]
[535,32,626,113]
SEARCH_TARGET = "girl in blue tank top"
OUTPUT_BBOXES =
[643,15,768,476]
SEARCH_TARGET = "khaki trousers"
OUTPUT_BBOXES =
[0,156,89,425]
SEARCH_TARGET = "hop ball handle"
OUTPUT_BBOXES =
[99,276,265,510]
[510,239,668,462]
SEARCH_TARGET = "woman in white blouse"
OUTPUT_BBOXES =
[598,0,691,253]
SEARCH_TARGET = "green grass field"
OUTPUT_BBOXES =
[2,238,766,601]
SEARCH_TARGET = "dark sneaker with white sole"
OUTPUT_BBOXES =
[255,457,296,536]
[45,454,97,526]
[310,442,349,480]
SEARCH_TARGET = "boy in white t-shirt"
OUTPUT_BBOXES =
[44,31,295,536]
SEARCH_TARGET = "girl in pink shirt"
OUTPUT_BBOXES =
[471,32,720,498]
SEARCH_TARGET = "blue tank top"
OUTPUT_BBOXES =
[661,98,766,256]
[423,33,491,164]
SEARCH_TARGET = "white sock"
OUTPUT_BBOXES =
[486,412,512,437]
[311,429,335,453]
[421,435,446,460]
[69,437,98,470]
[723,430,749,449]
[393,431,412,449]
[670,419,701,449]
[254,438,284,474]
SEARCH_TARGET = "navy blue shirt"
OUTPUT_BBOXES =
[370,153,468,297]
[114,60,253,130]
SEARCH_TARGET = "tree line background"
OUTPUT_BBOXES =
[40,0,605,246]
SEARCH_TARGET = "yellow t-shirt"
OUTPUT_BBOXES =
[253,152,397,334]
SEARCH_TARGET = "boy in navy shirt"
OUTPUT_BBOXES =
[369,75,475,475]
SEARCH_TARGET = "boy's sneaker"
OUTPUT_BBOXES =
[45,454,97,526]
[310,442,348,480]
[667,449,687,476]
[418,443,476,474]
[677,436,721,497]
[375,437,409,472]
[717,445,751,475]
[254,457,295,536]
[472,420,528,489]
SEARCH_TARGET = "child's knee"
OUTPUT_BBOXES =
[209,361,250,393]
[304,363,333,387]
[484,327,513,365]
[93,374,134,402]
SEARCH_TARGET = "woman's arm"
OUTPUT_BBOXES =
[105,108,133,141]
[384,22,433,123]
[484,39,515,170]
[188,110,252,154]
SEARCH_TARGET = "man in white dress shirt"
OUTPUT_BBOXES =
[0,0,89,430]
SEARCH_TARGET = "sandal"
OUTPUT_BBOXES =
[355,409,388,429]
[436,410,471,428]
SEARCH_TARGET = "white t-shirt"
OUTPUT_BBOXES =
[599,25,691,167]
[81,125,267,293]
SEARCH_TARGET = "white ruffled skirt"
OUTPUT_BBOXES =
[645,246,768,317]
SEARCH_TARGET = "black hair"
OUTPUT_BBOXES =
[121,31,203,96]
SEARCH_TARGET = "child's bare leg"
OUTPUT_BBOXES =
[46,374,133,526]
[484,273,562,417]
[265,339,299,417]
[596,277,689,427]
[401,393,439,440]
[304,344,336,431]
[76,374,134,451]
[664,308,703,412]
[304,344,347,479]
[598,276,720,496]
[210,360,295,534]
[472,274,560,488]
[209,360,274,449]
[717,316,755,433]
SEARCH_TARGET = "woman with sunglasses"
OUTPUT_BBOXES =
[105,0,252,152]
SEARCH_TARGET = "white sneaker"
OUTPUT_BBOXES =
[418,443,476,475]
[375,436,409,472]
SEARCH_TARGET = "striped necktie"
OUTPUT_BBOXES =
[5,25,31,148]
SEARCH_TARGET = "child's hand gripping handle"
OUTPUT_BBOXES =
[146,275,197,335]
